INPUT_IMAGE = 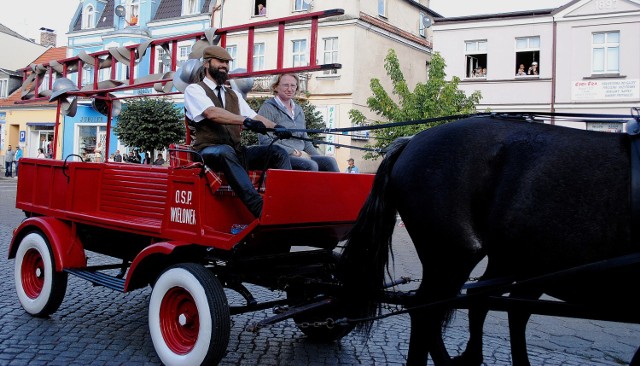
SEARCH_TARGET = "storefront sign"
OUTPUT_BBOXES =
[586,122,623,133]
[325,105,336,155]
[572,79,639,100]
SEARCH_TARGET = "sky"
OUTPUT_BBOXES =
[0,0,80,46]
[0,0,571,47]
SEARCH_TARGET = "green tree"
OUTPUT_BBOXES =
[349,50,482,159]
[243,96,326,146]
[113,97,185,163]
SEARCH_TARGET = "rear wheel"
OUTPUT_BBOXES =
[149,263,230,366]
[14,231,68,317]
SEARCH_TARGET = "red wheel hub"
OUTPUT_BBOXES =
[21,248,44,299]
[159,287,199,354]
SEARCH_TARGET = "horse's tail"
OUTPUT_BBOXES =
[338,137,411,334]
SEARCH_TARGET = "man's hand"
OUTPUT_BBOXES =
[273,125,292,139]
[243,118,267,134]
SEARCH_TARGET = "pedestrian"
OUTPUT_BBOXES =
[183,45,291,218]
[14,146,23,178]
[257,73,339,171]
[345,158,359,173]
[4,145,15,177]
[113,149,123,162]
[153,153,165,166]
[36,148,46,158]
[93,149,103,163]
[126,151,140,163]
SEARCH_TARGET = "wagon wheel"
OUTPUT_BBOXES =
[148,263,230,366]
[14,231,68,317]
[287,286,355,342]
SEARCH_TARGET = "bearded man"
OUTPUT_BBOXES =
[183,45,291,218]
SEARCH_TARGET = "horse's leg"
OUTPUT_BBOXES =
[407,307,451,366]
[407,310,431,365]
[452,300,488,366]
[630,345,640,366]
[508,289,543,366]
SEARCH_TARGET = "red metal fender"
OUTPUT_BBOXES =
[8,217,87,271]
[124,241,194,291]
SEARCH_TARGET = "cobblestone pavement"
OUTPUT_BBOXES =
[1,176,639,365]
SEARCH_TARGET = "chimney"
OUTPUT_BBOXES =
[39,27,57,47]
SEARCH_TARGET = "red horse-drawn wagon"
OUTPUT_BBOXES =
[8,9,375,365]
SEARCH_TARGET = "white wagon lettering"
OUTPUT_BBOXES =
[170,207,197,225]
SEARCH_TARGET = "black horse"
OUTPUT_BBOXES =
[338,114,640,365]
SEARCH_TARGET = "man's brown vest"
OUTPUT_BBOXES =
[190,82,242,152]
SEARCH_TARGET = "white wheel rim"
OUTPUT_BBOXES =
[149,267,213,366]
[14,233,54,315]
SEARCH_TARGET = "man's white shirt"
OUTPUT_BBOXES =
[184,78,257,122]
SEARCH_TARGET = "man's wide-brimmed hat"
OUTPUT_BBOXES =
[203,45,233,61]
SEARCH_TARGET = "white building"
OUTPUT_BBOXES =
[433,0,640,127]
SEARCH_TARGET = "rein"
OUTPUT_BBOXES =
[264,111,636,153]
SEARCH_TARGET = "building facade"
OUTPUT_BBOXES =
[432,0,640,130]
[0,25,49,163]
[0,47,67,162]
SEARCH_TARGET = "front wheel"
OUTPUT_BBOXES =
[14,231,68,317]
[148,263,230,366]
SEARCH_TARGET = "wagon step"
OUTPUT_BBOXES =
[65,268,126,292]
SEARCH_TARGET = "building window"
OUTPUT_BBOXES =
[592,31,619,74]
[126,0,139,26]
[253,43,265,71]
[322,37,338,75]
[157,47,171,73]
[226,45,238,70]
[465,40,487,78]
[419,12,427,38]
[178,45,190,67]
[38,73,56,95]
[77,125,107,162]
[378,0,387,17]
[255,1,267,16]
[83,5,95,29]
[182,0,199,16]
[515,36,540,77]
[294,0,309,12]
[119,64,133,80]
[292,39,307,67]
[82,68,94,86]
[0,79,7,98]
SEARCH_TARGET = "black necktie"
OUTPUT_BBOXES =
[215,85,223,106]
